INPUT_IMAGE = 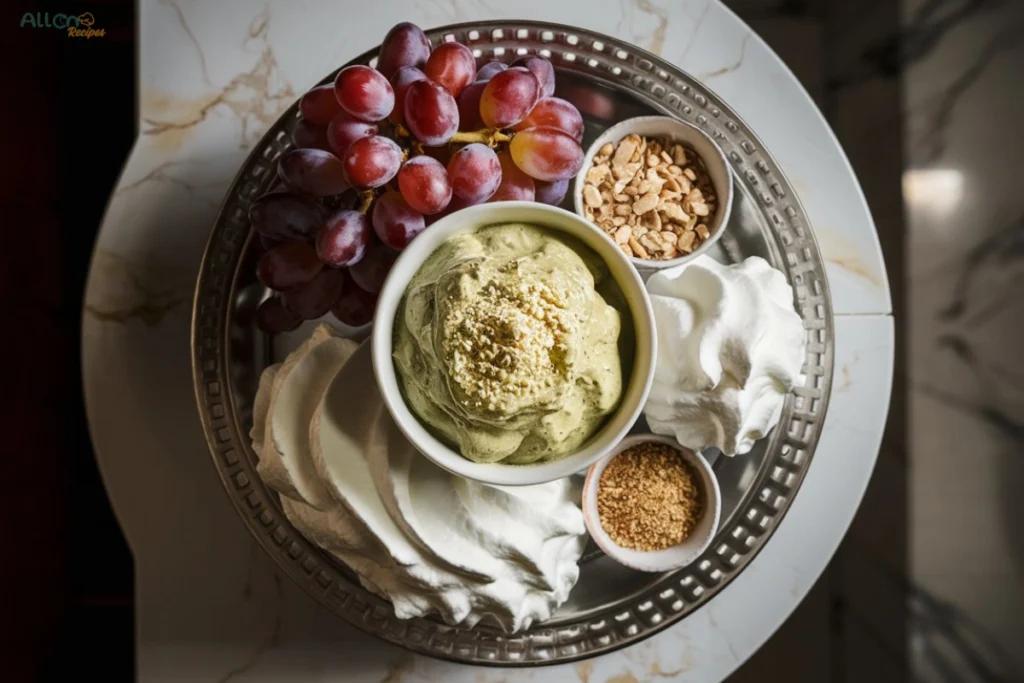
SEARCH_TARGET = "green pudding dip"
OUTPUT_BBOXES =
[393,223,628,464]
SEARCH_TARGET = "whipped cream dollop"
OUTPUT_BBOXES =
[643,256,805,456]
[250,324,586,631]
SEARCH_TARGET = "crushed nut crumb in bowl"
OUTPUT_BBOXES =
[573,116,733,274]
[371,201,657,487]
[582,434,722,572]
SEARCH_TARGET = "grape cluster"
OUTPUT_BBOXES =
[251,22,586,333]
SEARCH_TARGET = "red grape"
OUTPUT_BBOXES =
[421,145,453,166]
[349,241,397,294]
[479,69,539,128]
[334,65,394,122]
[404,80,459,146]
[488,151,535,202]
[257,241,323,291]
[456,80,486,131]
[425,195,470,225]
[259,232,284,251]
[398,156,452,214]
[299,84,343,125]
[509,127,584,181]
[256,296,302,333]
[447,143,501,204]
[281,268,345,320]
[326,116,377,158]
[534,178,569,206]
[377,22,431,80]
[278,149,349,196]
[512,97,584,142]
[372,191,426,250]
[292,119,331,151]
[249,192,327,241]
[475,61,507,82]
[424,41,476,97]
[342,135,402,189]
[388,66,427,126]
[316,209,370,267]
[557,81,616,119]
[510,56,555,98]
[331,274,378,327]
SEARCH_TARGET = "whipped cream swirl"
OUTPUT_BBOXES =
[643,256,805,456]
[250,324,586,631]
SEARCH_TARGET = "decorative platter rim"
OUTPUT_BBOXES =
[191,19,835,667]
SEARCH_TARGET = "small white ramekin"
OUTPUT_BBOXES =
[573,116,733,274]
[582,434,721,572]
[371,201,656,487]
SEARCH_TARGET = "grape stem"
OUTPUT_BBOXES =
[449,129,513,147]
[357,190,375,215]
[393,121,512,149]
[392,123,425,156]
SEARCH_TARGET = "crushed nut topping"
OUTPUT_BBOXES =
[440,264,574,414]
[597,441,704,552]
[582,134,718,261]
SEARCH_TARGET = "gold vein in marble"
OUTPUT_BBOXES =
[213,575,283,683]
[606,675,639,683]
[84,299,185,327]
[85,250,191,327]
[829,254,883,287]
[838,364,852,392]
[678,0,712,63]
[650,661,686,677]
[142,8,294,149]
[115,159,220,209]
[627,0,669,56]
[818,229,883,287]
[160,0,211,85]
[706,607,741,662]
[701,32,751,80]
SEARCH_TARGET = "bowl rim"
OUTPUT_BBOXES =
[573,115,734,271]
[581,434,723,572]
[370,201,657,486]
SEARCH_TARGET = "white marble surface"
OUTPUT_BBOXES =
[83,1,894,680]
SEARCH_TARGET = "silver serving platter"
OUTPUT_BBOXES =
[192,20,834,667]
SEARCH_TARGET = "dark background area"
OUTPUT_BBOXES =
[2,1,136,680]
[0,1,906,681]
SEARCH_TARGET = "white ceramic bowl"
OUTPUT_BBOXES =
[371,202,657,487]
[573,116,734,274]
[582,434,721,572]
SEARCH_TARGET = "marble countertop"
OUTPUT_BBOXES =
[82,1,893,680]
